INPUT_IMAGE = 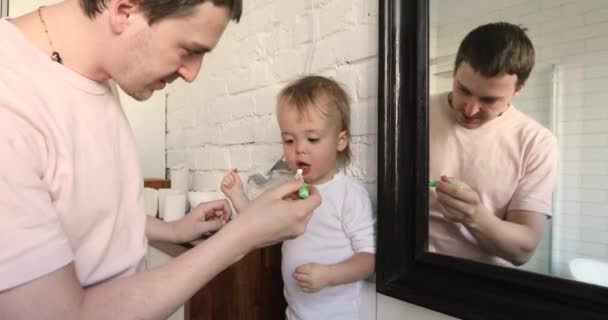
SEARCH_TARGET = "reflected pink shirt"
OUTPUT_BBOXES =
[428,92,557,265]
[0,19,147,290]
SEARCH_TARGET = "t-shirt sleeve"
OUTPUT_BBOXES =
[342,182,376,254]
[0,99,73,291]
[508,131,558,216]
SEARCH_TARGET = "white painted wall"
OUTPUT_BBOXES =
[7,0,58,16]
[118,89,167,179]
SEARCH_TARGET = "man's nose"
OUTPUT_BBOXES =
[178,56,204,83]
[463,101,480,117]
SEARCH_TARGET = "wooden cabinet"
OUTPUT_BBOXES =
[149,241,286,320]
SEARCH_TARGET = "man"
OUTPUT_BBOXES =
[429,22,557,266]
[0,1,320,319]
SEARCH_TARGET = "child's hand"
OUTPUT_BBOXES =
[293,263,331,293]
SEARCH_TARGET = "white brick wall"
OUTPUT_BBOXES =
[166,0,378,200]
[431,0,608,279]
[165,4,380,316]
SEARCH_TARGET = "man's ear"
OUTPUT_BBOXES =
[514,84,525,98]
[108,0,142,34]
[337,130,349,152]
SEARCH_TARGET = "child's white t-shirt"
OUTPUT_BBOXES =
[282,172,376,320]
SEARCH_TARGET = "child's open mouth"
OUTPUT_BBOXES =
[297,161,311,174]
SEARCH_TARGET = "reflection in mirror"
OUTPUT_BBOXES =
[428,0,608,288]
[0,0,8,17]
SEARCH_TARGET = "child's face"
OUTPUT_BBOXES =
[278,105,348,185]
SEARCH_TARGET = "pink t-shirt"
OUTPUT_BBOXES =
[428,92,557,265]
[0,19,147,290]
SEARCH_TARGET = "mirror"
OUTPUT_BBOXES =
[428,0,608,287]
[0,0,8,17]
[376,0,608,318]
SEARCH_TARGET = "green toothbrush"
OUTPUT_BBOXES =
[295,169,309,199]
[429,179,461,188]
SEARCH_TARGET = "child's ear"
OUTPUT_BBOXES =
[337,130,349,152]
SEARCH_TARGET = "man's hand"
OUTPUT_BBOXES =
[230,179,321,249]
[170,200,232,243]
[434,176,548,265]
[435,175,490,226]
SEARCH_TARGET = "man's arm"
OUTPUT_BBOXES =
[463,209,547,265]
[436,179,547,265]
[146,215,177,242]
[0,180,320,320]
[0,219,253,320]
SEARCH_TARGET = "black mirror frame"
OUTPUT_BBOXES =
[376,0,608,319]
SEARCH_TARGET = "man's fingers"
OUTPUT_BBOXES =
[201,219,225,233]
[437,192,470,218]
[270,179,306,199]
[297,185,321,213]
[199,199,232,218]
[436,182,476,203]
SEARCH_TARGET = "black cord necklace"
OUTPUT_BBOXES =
[37,6,63,64]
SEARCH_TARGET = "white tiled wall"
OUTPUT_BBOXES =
[430,0,608,279]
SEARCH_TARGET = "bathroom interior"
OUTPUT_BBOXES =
[2,0,608,319]
[429,0,608,284]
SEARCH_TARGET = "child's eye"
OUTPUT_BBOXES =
[308,138,320,143]
[283,139,294,144]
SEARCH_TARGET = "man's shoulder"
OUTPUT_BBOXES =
[511,108,556,143]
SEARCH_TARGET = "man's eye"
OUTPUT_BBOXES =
[184,49,201,57]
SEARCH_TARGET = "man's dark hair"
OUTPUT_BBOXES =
[80,0,242,24]
[454,22,535,87]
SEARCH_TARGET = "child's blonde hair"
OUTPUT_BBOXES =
[276,75,351,166]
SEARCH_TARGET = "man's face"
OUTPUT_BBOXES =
[111,2,231,101]
[450,62,523,129]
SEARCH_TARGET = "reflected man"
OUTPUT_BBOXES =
[429,22,557,266]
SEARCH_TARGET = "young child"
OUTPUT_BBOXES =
[221,75,376,320]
